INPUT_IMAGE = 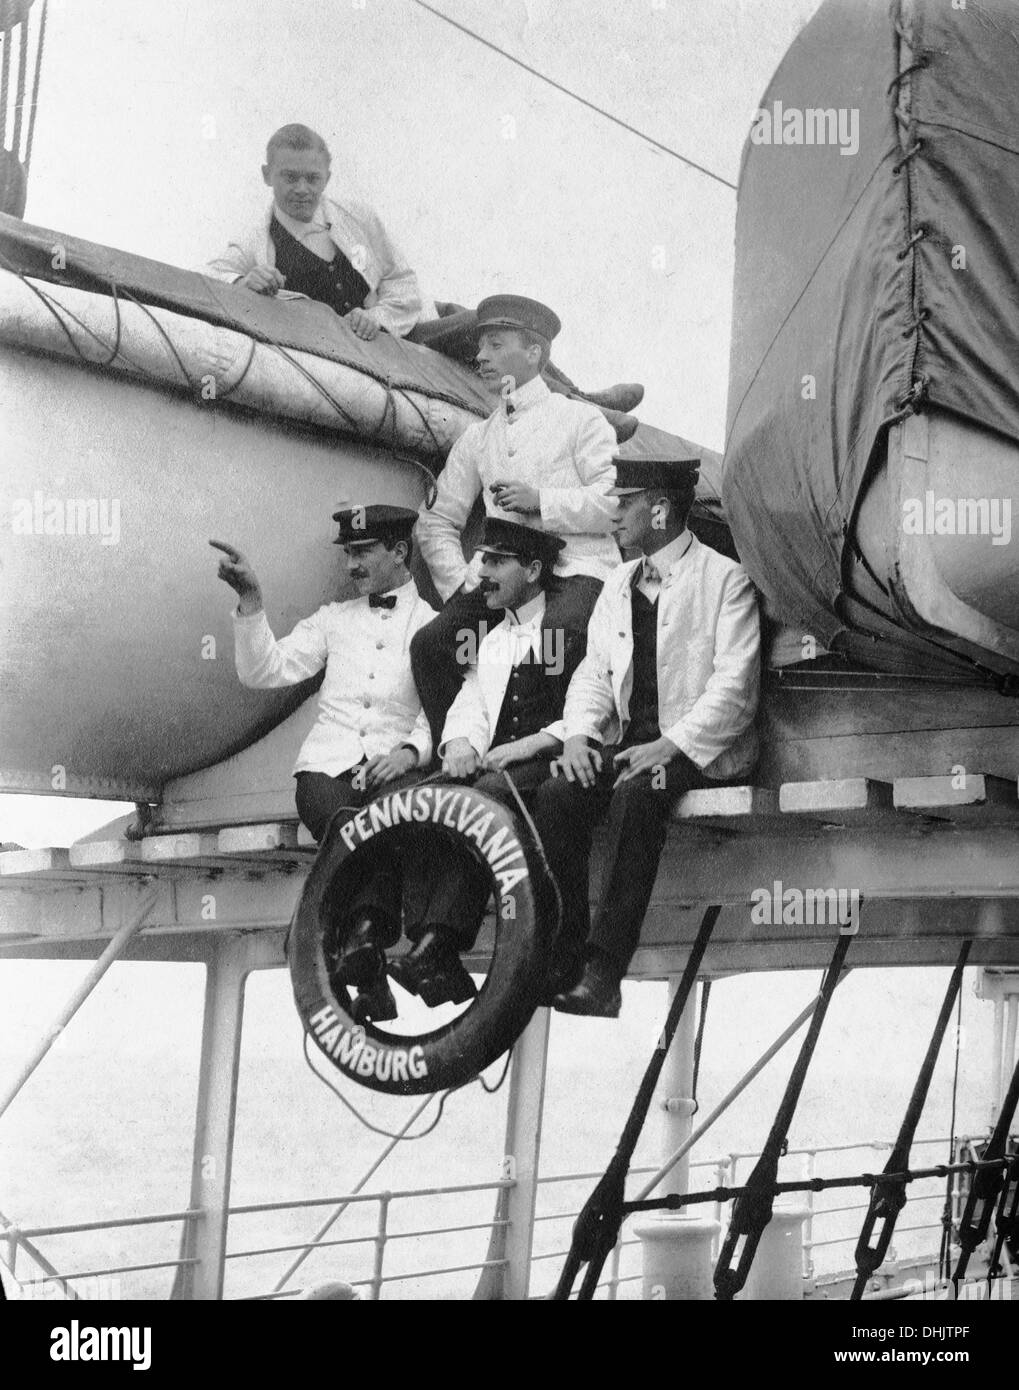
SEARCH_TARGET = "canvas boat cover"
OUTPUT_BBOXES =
[722,0,1019,675]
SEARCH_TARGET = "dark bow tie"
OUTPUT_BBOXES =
[369,592,397,609]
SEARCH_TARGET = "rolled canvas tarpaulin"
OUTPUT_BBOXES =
[722,0,1019,680]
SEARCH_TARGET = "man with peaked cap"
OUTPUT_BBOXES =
[391,517,587,1006]
[530,457,762,1017]
[205,125,642,432]
[413,293,621,750]
[211,504,436,1023]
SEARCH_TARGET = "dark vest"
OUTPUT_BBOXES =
[492,642,562,747]
[268,214,371,317]
[623,587,661,745]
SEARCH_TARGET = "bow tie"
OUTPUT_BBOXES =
[643,559,660,584]
[369,592,397,609]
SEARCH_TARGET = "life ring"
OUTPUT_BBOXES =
[289,782,559,1095]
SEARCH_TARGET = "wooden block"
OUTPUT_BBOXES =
[218,823,301,855]
[69,839,147,868]
[140,833,221,865]
[673,785,783,833]
[780,778,894,825]
[216,822,316,870]
[893,774,1019,821]
[0,846,72,879]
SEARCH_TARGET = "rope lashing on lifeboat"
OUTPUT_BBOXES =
[849,939,971,1300]
[950,1047,1019,1286]
[552,904,721,1302]
[713,929,853,1301]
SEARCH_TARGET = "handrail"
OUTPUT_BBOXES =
[2,1132,989,1300]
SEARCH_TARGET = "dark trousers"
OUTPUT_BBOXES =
[410,574,604,752]
[530,751,709,974]
[413,758,552,948]
[294,766,426,947]
[407,303,580,395]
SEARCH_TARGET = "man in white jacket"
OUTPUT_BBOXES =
[211,505,435,1023]
[531,458,761,1016]
[413,293,620,748]
[204,124,422,342]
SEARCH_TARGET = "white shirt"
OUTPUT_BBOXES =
[635,530,694,602]
[271,203,336,261]
[204,194,423,338]
[416,376,619,602]
[563,532,761,780]
[232,579,435,776]
[440,593,566,757]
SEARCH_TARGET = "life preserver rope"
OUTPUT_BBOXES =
[289,782,559,1096]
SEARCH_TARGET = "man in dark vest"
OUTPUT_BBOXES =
[390,516,586,1007]
[531,458,762,1017]
[205,124,642,430]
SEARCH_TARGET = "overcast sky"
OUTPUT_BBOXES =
[4,0,823,843]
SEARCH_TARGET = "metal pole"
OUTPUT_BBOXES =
[474,1008,551,1300]
[1005,999,1018,1108]
[170,935,250,1300]
[659,977,699,1198]
[0,886,157,1123]
[991,997,1005,1129]
[634,989,825,1202]
[370,1194,390,1300]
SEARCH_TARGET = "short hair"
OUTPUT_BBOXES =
[265,124,331,166]
[378,530,414,566]
[517,328,551,372]
[650,484,697,528]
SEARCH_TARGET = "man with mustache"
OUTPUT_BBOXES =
[531,457,761,1016]
[211,505,435,1022]
[204,124,641,432]
[391,516,585,1007]
[412,294,620,752]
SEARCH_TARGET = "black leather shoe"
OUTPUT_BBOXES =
[351,976,399,1024]
[539,955,584,1007]
[553,952,623,1017]
[389,928,477,1008]
[329,913,385,989]
[579,382,645,413]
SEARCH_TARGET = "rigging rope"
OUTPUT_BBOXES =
[690,979,711,1115]
[624,1155,1016,1214]
[407,0,735,191]
[939,979,965,1280]
[850,940,971,1300]
[714,931,852,1301]
[303,1031,512,1141]
[951,1047,1019,1285]
[552,904,721,1301]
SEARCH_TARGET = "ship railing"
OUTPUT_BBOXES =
[0,1136,979,1300]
